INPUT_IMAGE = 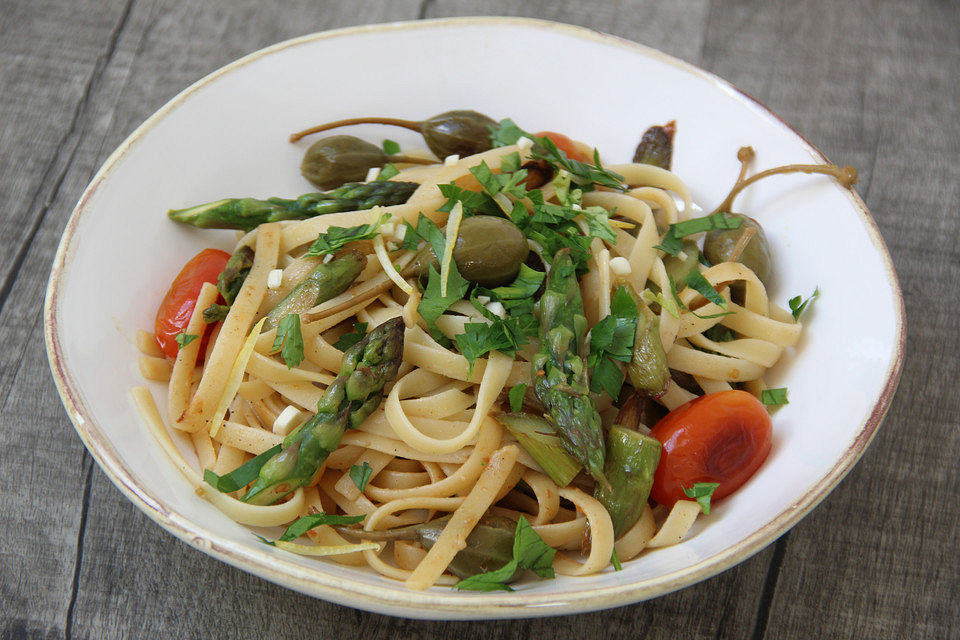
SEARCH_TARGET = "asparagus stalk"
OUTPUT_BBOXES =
[167,181,419,232]
[497,413,581,487]
[338,514,517,580]
[241,317,405,505]
[627,300,669,397]
[532,249,608,487]
[632,121,676,170]
[202,245,255,323]
[595,425,661,538]
[264,249,366,330]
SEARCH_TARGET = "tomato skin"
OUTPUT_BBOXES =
[533,131,590,163]
[648,390,772,507]
[154,248,230,358]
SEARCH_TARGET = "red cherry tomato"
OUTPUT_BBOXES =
[648,390,772,507]
[533,131,590,163]
[154,248,230,358]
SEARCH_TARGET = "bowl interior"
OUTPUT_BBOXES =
[46,18,903,619]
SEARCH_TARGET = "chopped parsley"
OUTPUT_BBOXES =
[381,139,400,155]
[656,213,743,256]
[203,444,282,493]
[174,332,199,349]
[683,482,720,515]
[256,512,367,546]
[508,383,527,413]
[375,163,399,181]
[761,387,789,406]
[305,210,391,257]
[611,549,623,571]
[587,286,639,399]
[454,516,555,592]
[333,322,368,351]
[349,462,374,492]
[273,314,304,368]
[789,287,820,321]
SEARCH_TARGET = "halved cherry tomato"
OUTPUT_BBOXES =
[154,248,230,358]
[533,131,590,163]
[648,390,772,507]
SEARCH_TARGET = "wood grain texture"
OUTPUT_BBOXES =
[0,0,957,638]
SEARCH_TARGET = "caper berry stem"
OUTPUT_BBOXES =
[726,225,757,264]
[712,150,858,216]
[290,117,423,143]
[391,155,440,166]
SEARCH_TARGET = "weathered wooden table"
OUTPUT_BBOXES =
[2,1,957,638]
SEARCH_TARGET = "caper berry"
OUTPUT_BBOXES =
[300,135,387,190]
[453,216,529,287]
[663,240,700,284]
[421,110,498,159]
[703,214,772,285]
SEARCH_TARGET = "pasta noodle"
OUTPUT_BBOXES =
[135,124,827,592]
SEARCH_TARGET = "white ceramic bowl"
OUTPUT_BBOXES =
[44,17,905,619]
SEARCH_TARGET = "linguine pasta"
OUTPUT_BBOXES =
[134,132,817,592]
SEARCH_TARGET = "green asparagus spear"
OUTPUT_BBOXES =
[627,301,669,397]
[532,249,608,487]
[338,514,517,580]
[632,121,676,170]
[167,181,419,232]
[202,245,255,323]
[264,249,366,330]
[595,425,661,538]
[497,413,581,487]
[241,317,405,505]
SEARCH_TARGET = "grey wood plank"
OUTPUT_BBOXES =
[699,0,960,638]
[0,0,135,310]
[426,0,712,63]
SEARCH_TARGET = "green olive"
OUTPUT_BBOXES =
[453,216,529,287]
[662,240,700,284]
[300,135,387,190]
[421,110,498,159]
[703,214,772,285]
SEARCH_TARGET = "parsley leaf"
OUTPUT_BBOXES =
[512,516,556,578]
[415,214,447,260]
[761,387,789,406]
[306,211,391,257]
[203,444,282,492]
[482,264,545,315]
[254,513,368,546]
[683,482,720,515]
[488,118,527,147]
[333,322,368,351]
[454,560,519,592]
[438,183,500,216]
[273,314,304,368]
[454,315,537,371]
[418,264,470,339]
[349,462,373,492]
[454,516,555,591]
[174,332,199,349]
[582,206,617,242]
[508,383,527,413]
[685,269,728,308]
[656,213,743,256]
[382,139,400,155]
[789,287,820,321]
[611,549,623,572]
[588,286,639,398]
[375,163,399,181]
[399,221,420,251]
